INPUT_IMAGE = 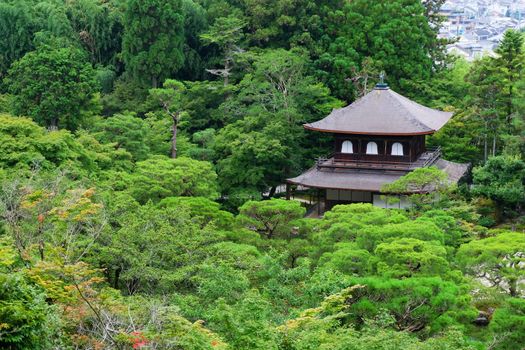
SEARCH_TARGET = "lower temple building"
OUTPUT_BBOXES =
[286,83,469,213]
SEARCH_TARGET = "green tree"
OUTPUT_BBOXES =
[200,14,246,85]
[471,155,525,217]
[214,49,341,194]
[237,199,305,239]
[0,113,127,173]
[149,79,187,158]
[114,156,219,203]
[6,45,98,130]
[317,243,372,276]
[494,29,524,124]
[122,0,185,87]
[465,31,525,158]
[381,167,450,210]
[457,232,525,297]
[0,1,34,79]
[159,196,234,229]
[92,114,151,161]
[0,238,60,349]
[64,0,124,66]
[318,0,437,100]
[94,203,224,293]
[278,284,477,349]
[489,298,525,350]
[374,238,449,278]
[208,290,278,350]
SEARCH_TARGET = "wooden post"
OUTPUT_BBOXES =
[286,183,291,200]
[317,189,321,216]
[409,138,413,162]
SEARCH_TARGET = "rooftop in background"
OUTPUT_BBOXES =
[304,85,453,136]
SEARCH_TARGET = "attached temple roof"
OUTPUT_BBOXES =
[286,159,469,192]
[304,86,454,135]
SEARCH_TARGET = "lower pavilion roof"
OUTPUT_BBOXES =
[286,159,469,192]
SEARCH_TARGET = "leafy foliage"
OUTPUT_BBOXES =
[0,1,524,349]
[6,45,98,130]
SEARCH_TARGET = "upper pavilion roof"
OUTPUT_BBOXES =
[304,85,453,136]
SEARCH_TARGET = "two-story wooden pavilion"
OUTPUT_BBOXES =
[286,83,468,213]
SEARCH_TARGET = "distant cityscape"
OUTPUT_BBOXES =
[440,0,525,60]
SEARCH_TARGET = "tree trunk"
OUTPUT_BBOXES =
[114,267,121,289]
[171,115,178,158]
[509,278,517,297]
[152,76,158,88]
[224,56,230,86]
[492,134,497,156]
[268,186,277,198]
[507,84,513,125]
[484,135,487,162]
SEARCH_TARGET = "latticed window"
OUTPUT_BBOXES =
[341,140,353,154]
[391,142,404,156]
[366,142,378,155]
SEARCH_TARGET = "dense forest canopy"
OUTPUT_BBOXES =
[0,0,524,349]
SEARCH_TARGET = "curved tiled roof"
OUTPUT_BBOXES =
[286,159,469,192]
[304,86,453,135]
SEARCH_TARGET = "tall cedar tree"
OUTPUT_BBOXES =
[122,0,185,87]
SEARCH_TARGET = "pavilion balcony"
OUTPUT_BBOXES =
[316,147,442,173]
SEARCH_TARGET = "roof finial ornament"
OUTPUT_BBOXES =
[376,71,388,90]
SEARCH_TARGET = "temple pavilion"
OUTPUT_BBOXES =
[286,82,468,213]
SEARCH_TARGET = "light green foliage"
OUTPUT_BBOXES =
[382,167,449,193]
[278,285,477,350]
[135,301,228,349]
[317,243,372,276]
[1,0,523,347]
[457,232,525,297]
[209,290,278,350]
[0,238,60,350]
[254,253,312,321]
[122,0,185,87]
[95,203,225,293]
[237,199,305,239]
[120,156,219,203]
[381,167,450,210]
[92,114,151,161]
[356,220,445,252]
[489,298,525,350]
[418,209,469,247]
[342,277,475,333]
[0,113,126,173]
[374,238,449,278]
[159,196,234,229]
[6,45,98,130]
[309,203,409,258]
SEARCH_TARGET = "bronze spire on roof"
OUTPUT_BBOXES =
[304,86,453,136]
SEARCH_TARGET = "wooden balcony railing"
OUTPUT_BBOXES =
[316,147,441,172]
